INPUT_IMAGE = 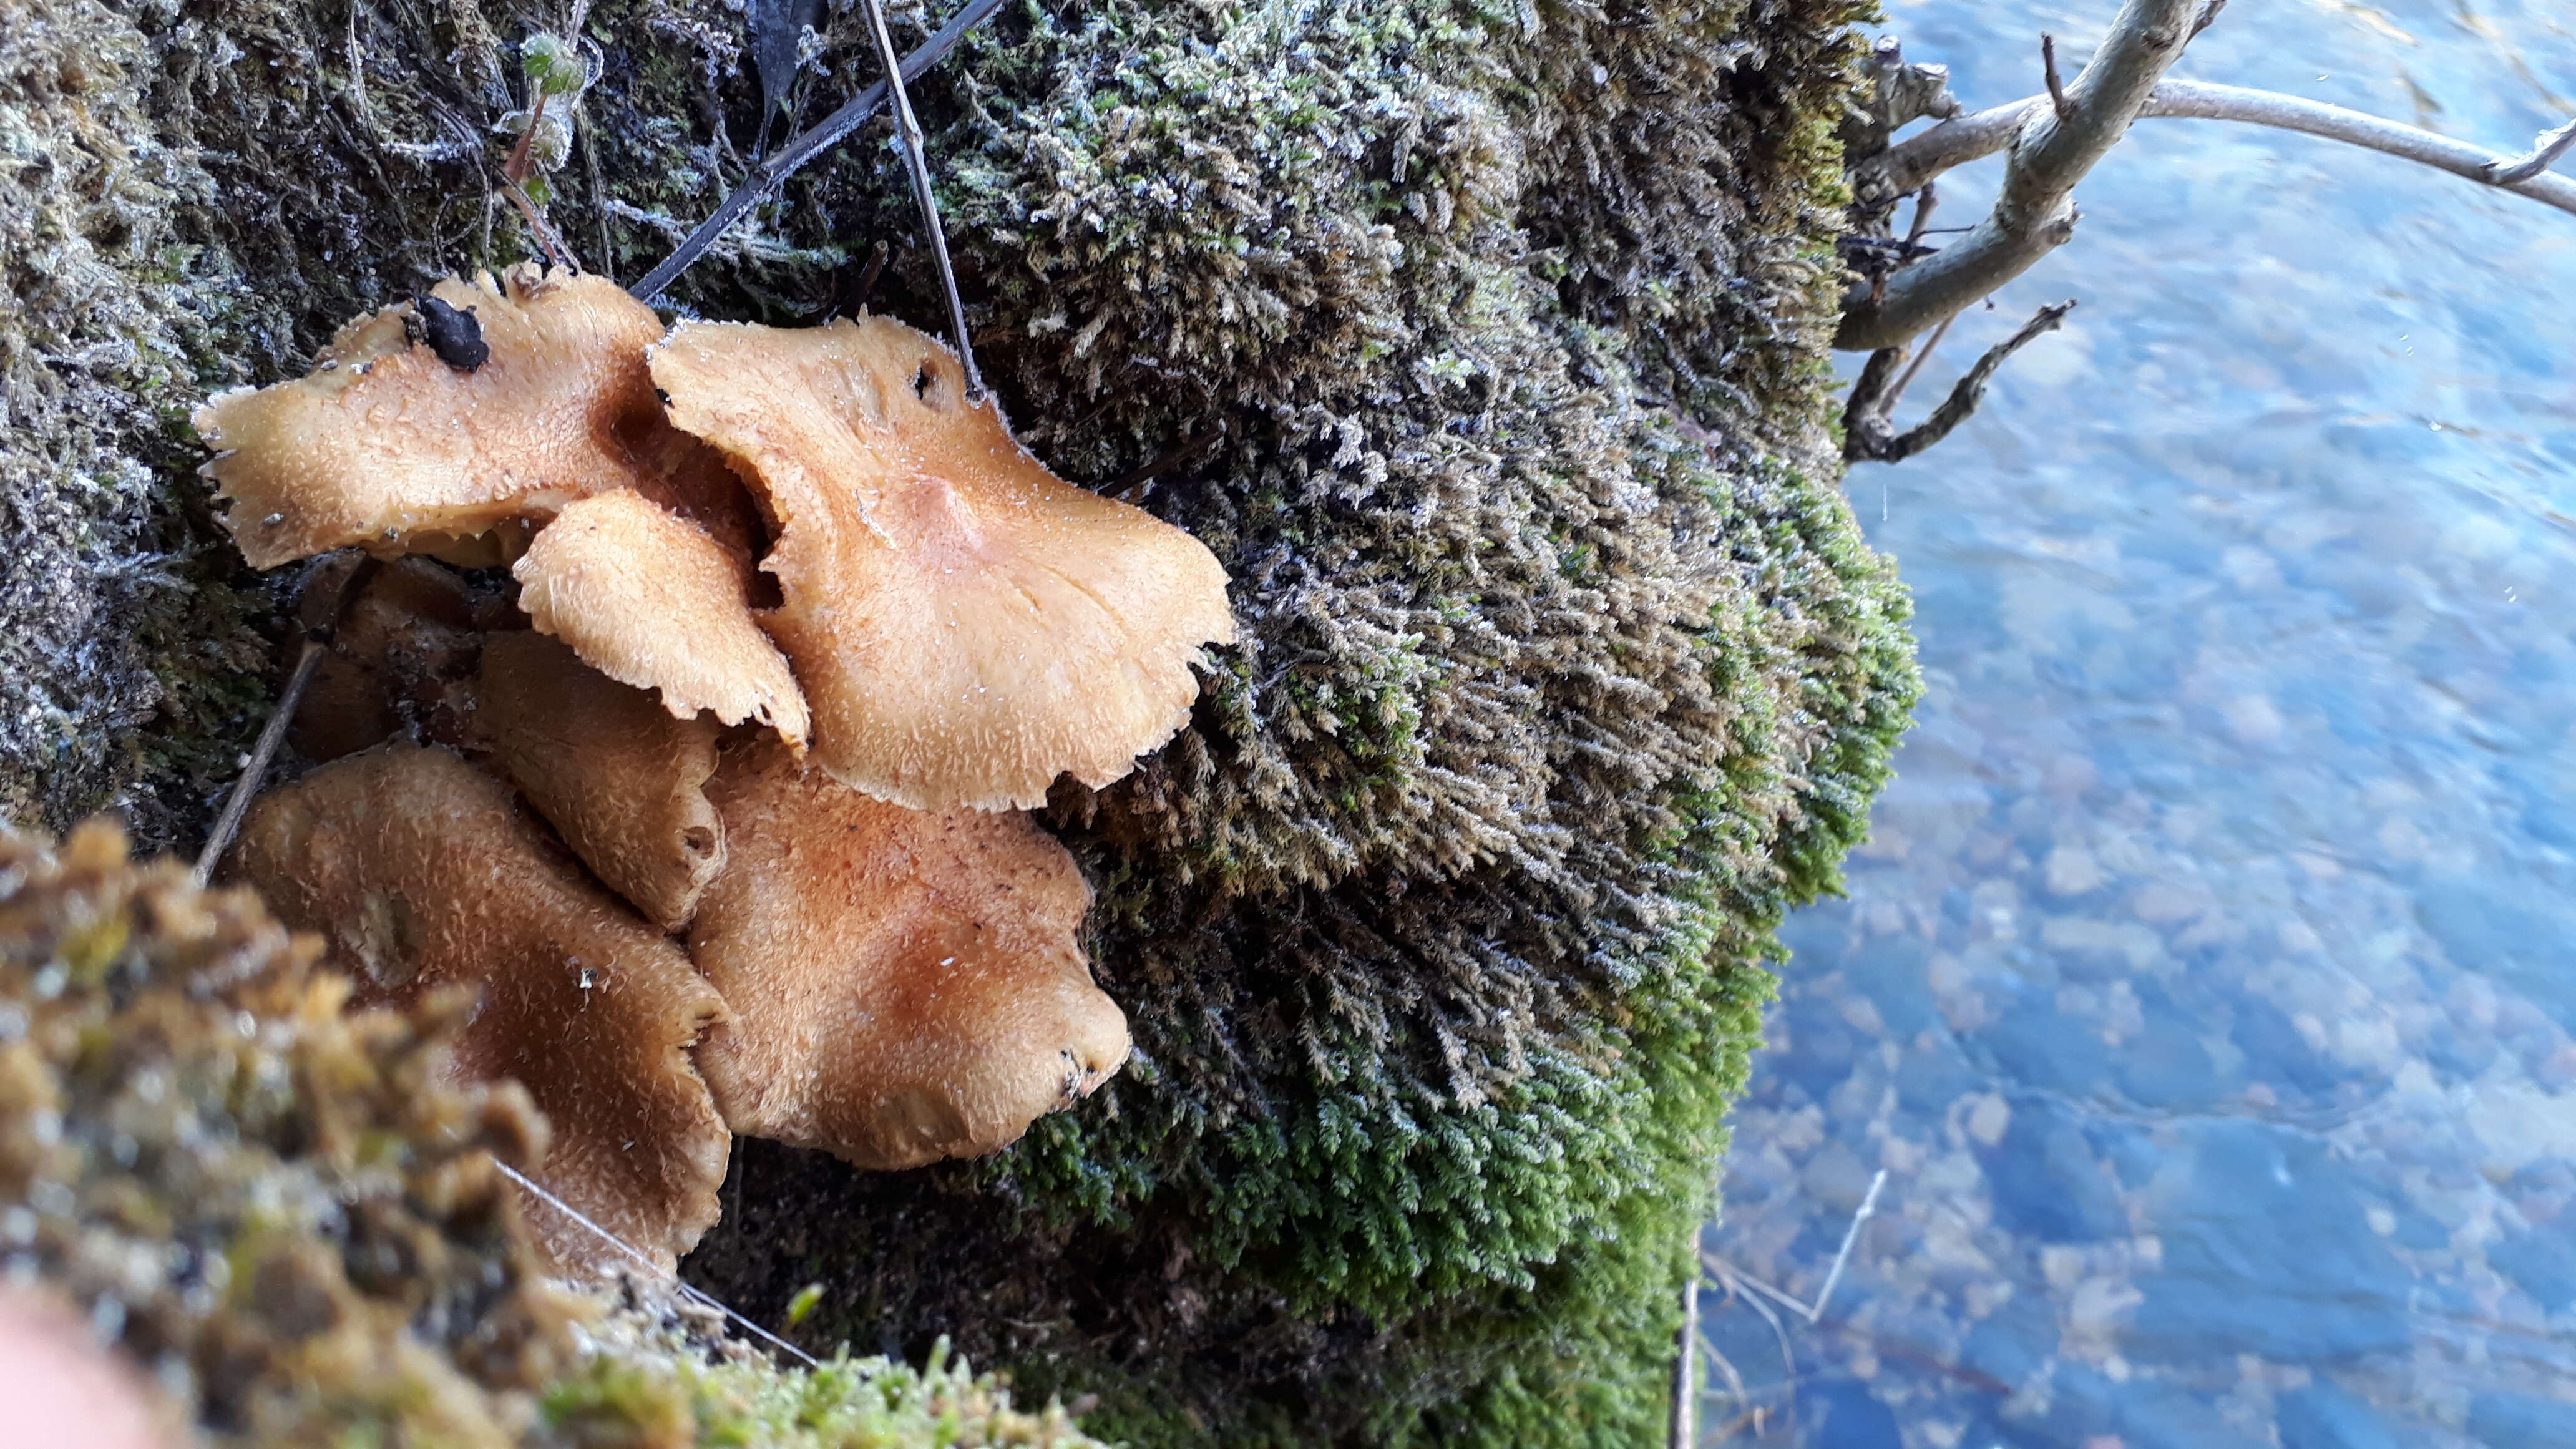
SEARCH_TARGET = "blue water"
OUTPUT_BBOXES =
[1699,4,2576,1445]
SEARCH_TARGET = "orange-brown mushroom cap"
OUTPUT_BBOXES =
[196,267,673,570]
[235,744,731,1274]
[512,490,811,748]
[686,739,1131,1169]
[476,630,728,932]
[650,315,1236,811]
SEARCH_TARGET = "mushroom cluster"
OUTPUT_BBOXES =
[194,264,1234,1274]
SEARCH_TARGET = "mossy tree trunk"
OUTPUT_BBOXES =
[0,0,1916,1440]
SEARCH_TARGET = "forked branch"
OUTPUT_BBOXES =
[1845,302,2076,465]
[1837,0,2203,352]
[1840,6,2576,357]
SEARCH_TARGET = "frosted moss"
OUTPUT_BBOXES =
[1,0,1910,1439]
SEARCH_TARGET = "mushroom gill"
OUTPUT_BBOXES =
[195,266,679,569]
[686,738,1131,1169]
[649,314,1237,811]
[476,630,728,933]
[510,489,809,748]
[235,744,731,1274]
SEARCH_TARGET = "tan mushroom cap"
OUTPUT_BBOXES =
[196,266,674,570]
[688,739,1131,1169]
[236,744,731,1275]
[476,630,728,932]
[512,489,811,748]
[650,315,1236,811]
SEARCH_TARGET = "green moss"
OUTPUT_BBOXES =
[540,1340,1110,1448]
[676,0,1912,1438]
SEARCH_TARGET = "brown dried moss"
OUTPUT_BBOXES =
[0,818,580,1445]
[0,817,1121,1448]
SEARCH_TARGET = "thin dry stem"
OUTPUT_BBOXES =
[1806,1169,1889,1323]
[1704,1257,1800,1438]
[2145,82,2576,214]
[1884,313,1955,412]
[192,555,377,886]
[631,0,1005,303]
[1848,301,2075,464]
[1903,181,1940,245]
[854,0,985,398]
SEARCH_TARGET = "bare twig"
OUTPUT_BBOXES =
[1848,301,2074,464]
[1699,1334,1749,1429]
[1702,1252,1812,1322]
[852,238,890,310]
[2146,82,2576,215]
[192,645,325,887]
[1697,1169,1892,1327]
[2190,0,2227,41]
[1703,1258,1799,1438]
[494,1161,819,1367]
[1851,99,2043,210]
[1805,1169,1888,1323]
[2041,34,2072,122]
[1903,181,1939,245]
[1837,0,2202,352]
[192,555,376,886]
[2489,117,2576,185]
[630,0,1005,304]
[854,0,984,399]
[1884,312,1954,412]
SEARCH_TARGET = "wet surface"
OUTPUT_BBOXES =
[1700,2,2576,1445]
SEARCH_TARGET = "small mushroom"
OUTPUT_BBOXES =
[288,556,492,763]
[687,739,1131,1169]
[476,630,728,932]
[236,744,731,1274]
[650,315,1236,811]
[197,266,676,569]
[512,489,811,748]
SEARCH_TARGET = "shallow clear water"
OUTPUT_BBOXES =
[1698,3,2576,1445]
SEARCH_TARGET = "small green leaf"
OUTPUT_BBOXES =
[783,1281,825,1328]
